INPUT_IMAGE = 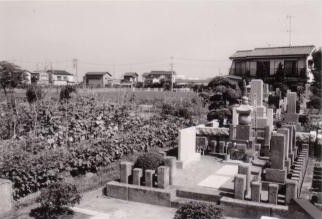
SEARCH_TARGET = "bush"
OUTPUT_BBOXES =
[308,95,321,109]
[160,102,192,119]
[35,181,81,217]
[26,85,42,104]
[60,85,76,101]
[134,151,165,171]
[174,201,223,219]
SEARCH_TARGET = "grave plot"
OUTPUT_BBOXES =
[104,79,318,219]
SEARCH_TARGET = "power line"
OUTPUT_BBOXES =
[286,15,292,46]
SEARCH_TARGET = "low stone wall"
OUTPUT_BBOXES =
[0,179,13,217]
[106,181,174,207]
[220,196,289,219]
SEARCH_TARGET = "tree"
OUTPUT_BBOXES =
[207,76,241,126]
[275,62,285,82]
[0,61,27,97]
[26,85,43,134]
[0,61,28,138]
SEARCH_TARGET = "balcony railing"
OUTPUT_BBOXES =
[229,67,307,79]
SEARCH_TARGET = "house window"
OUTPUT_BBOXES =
[256,61,270,78]
[63,76,67,80]
[57,76,62,80]
[284,61,297,76]
[235,62,246,76]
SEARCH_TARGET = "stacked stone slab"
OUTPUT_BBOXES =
[265,133,287,183]
[251,181,261,202]
[238,164,251,195]
[120,161,134,184]
[277,128,291,172]
[234,174,246,200]
[164,156,176,185]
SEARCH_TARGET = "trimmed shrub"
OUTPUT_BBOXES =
[60,85,76,101]
[34,181,81,217]
[134,151,165,171]
[174,201,223,219]
[26,85,42,104]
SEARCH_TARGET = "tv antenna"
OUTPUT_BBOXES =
[286,15,292,46]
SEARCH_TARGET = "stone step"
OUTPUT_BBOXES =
[175,186,222,203]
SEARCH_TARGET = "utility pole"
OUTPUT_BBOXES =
[73,58,78,83]
[287,15,292,47]
[170,56,174,91]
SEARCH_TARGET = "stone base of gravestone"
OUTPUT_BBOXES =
[268,183,278,204]
[145,169,155,187]
[230,148,245,161]
[132,168,143,186]
[265,168,286,183]
[157,166,169,189]
[251,181,261,202]
[234,174,246,200]
[236,125,251,141]
[120,161,134,184]
[260,144,270,157]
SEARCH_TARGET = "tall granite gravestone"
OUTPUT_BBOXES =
[265,133,287,183]
[250,79,263,107]
[284,92,299,123]
[0,179,13,216]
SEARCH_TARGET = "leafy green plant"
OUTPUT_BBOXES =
[134,151,165,171]
[174,201,223,219]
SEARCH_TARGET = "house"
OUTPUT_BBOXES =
[32,70,50,85]
[47,70,75,86]
[229,45,315,87]
[83,72,111,88]
[142,70,175,88]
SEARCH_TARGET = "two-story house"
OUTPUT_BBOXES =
[142,70,175,88]
[229,45,315,87]
[121,72,139,87]
[47,70,75,86]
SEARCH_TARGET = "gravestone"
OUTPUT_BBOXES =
[218,141,226,153]
[277,128,289,160]
[238,164,250,194]
[286,180,298,204]
[265,168,286,183]
[234,174,246,200]
[120,161,133,184]
[235,125,251,141]
[157,166,169,189]
[270,133,285,169]
[287,92,297,114]
[145,169,155,187]
[251,181,261,202]
[250,79,263,106]
[0,179,13,216]
[266,108,273,128]
[232,106,238,126]
[132,168,142,185]
[268,183,278,204]
[165,156,176,185]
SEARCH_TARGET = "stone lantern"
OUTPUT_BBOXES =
[236,96,252,125]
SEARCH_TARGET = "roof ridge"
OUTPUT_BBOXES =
[255,45,315,50]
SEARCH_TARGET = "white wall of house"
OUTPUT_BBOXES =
[52,74,75,85]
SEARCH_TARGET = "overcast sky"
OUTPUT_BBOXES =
[0,0,321,80]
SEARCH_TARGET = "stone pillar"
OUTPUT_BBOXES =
[145,169,155,187]
[285,159,291,172]
[268,183,278,204]
[251,181,261,202]
[157,166,169,189]
[165,156,176,185]
[266,108,273,128]
[270,133,285,169]
[238,164,251,194]
[120,161,133,184]
[286,180,298,204]
[232,106,238,126]
[234,174,246,200]
[132,168,143,186]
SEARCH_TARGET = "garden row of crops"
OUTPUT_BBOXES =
[0,94,197,200]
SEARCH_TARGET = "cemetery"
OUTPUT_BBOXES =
[106,79,321,219]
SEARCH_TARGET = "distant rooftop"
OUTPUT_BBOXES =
[143,71,176,77]
[123,72,138,77]
[47,70,73,76]
[230,45,315,59]
[85,72,111,76]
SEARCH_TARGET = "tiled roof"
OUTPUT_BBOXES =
[85,72,111,76]
[230,45,315,59]
[47,70,73,76]
[124,72,138,77]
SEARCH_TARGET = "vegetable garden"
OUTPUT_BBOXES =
[0,89,205,200]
